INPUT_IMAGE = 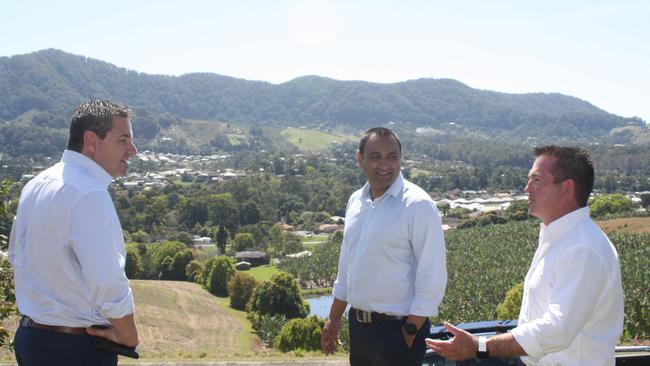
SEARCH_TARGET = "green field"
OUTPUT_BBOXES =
[246,264,280,282]
[280,127,356,151]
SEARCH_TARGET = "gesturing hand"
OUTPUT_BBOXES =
[425,321,478,361]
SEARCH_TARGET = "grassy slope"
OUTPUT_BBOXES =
[280,127,356,151]
[122,280,265,361]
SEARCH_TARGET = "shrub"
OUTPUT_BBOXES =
[185,259,205,283]
[457,212,507,229]
[248,313,287,347]
[611,232,650,340]
[496,282,524,320]
[206,256,235,296]
[274,315,325,352]
[228,271,257,310]
[247,272,309,319]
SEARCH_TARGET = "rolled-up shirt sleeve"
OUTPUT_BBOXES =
[68,190,135,320]
[511,246,607,358]
[409,200,447,316]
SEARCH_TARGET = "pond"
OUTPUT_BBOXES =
[305,294,334,319]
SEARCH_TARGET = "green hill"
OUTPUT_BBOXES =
[1,49,647,158]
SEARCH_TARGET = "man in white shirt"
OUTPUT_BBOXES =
[426,146,624,366]
[9,100,139,365]
[321,127,447,366]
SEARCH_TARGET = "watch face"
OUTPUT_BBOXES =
[403,322,418,335]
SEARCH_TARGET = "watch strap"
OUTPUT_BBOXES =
[477,336,489,359]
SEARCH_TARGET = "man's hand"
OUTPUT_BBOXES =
[425,321,477,360]
[402,328,416,348]
[321,317,343,354]
[86,313,139,347]
[86,325,120,343]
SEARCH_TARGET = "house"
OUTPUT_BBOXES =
[234,251,269,267]
[316,224,343,234]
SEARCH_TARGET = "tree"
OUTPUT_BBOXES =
[640,193,650,209]
[125,247,143,279]
[227,272,258,310]
[247,272,309,319]
[185,259,205,283]
[158,256,174,279]
[233,232,256,252]
[589,194,635,218]
[168,249,195,281]
[216,224,228,254]
[147,241,186,279]
[437,202,450,216]
[206,256,235,296]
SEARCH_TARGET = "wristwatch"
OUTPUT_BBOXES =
[402,322,419,336]
[477,336,489,359]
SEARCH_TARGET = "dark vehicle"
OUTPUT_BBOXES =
[423,320,650,366]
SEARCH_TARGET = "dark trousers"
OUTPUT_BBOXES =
[349,312,430,366]
[14,326,117,366]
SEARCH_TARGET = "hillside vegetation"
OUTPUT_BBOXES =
[1,49,647,159]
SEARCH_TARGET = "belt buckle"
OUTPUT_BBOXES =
[20,316,33,328]
[355,309,372,324]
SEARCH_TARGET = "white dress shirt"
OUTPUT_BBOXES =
[332,173,447,317]
[511,207,624,366]
[9,150,135,327]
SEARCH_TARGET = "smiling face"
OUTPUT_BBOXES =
[84,116,138,178]
[524,155,572,225]
[356,134,401,199]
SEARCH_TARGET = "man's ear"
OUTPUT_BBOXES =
[356,150,363,165]
[563,178,576,196]
[82,130,98,154]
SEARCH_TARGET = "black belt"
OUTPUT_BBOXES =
[20,316,88,336]
[350,308,406,323]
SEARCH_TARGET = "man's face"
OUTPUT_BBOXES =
[524,155,566,225]
[356,134,401,197]
[92,117,137,178]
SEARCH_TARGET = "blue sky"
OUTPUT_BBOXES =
[1,0,648,122]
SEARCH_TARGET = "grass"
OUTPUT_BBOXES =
[129,280,262,361]
[280,127,356,151]
[302,234,329,245]
[597,216,650,234]
[246,264,280,282]
[0,279,348,363]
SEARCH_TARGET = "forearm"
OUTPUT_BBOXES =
[487,333,526,358]
[109,313,139,347]
[328,297,348,321]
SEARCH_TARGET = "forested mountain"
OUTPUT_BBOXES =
[0,49,647,158]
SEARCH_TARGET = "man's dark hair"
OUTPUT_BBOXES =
[358,127,402,154]
[534,145,594,207]
[67,100,132,152]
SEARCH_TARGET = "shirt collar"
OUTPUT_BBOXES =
[61,150,114,187]
[362,172,405,200]
[539,206,590,244]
